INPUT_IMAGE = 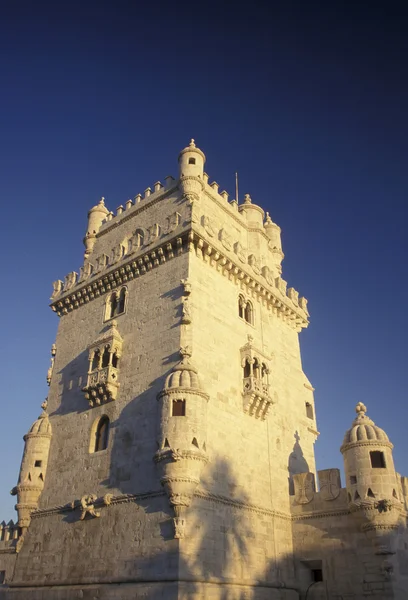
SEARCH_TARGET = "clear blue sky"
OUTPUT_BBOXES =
[1,1,407,520]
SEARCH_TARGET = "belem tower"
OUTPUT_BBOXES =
[1,141,408,600]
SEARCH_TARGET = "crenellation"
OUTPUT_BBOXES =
[144,187,151,198]
[125,198,133,210]
[116,205,123,216]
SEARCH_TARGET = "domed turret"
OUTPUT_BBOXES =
[83,197,109,258]
[178,140,205,203]
[11,400,52,531]
[341,403,399,507]
[154,348,209,539]
[264,212,284,275]
[239,194,265,227]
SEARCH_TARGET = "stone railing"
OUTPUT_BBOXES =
[83,365,119,407]
[243,376,269,398]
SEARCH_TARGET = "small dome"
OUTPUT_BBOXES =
[28,413,52,436]
[342,402,389,446]
[178,139,206,162]
[89,197,109,215]
[164,352,202,391]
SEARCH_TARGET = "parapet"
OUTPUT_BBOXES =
[291,468,349,517]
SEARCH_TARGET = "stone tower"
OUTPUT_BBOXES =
[1,141,408,599]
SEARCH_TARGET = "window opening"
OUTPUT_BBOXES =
[238,295,245,319]
[0,571,5,584]
[243,359,251,378]
[367,488,375,498]
[370,451,386,468]
[312,569,323,583]
[305,402,314,419]
[188,157,196,165]
[192,437,199,448]
[350,475,357,484]
[112,351,118,368]
[253,358,260,379]
[94,416,109,452]
[244,301,253,324]
[354,491,360,501]
[34,460,42,467]
[109,293,118,319]
[102,346,110,368]
[172,399,186,416]
[92,350,100,371]
[117,287,126,314]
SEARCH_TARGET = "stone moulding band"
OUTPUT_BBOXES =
[31,490,166,520]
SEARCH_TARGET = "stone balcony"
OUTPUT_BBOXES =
[242,376,273,420]
[83,365,120,407]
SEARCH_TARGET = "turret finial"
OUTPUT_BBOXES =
[355,402,367,417]
[244,194,252,204]
[180,346,192,359]
[189,139,196,147]
[265,211,273,224]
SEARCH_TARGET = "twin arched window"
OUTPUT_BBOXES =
[90,415,110,453]
[105,287,127,321]
[243,357,269,382]
[238,295,254,325]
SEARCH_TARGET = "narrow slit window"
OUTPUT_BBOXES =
[109,293,118,319]
[370,451,386,468]
[305,402,314,419]
[172,399,186,416]
[117,287,126,314]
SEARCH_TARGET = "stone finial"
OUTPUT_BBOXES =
[265,212,273,224]
[244,194,252,204]
[99,197,105,206]
[41,399,48,414]
[189,138,196,147]
[355,402,367,417]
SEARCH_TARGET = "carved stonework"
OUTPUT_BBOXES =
[275,277,287,295]
[181,298,191,324]
[51,280,63,300]
[202,215,215,237]
[234,241,247,263]
[146,223,161,245]
[79,494,100,520]
[287,287,299,306]
[318,468,341,501]
[293,472,315,505]
[166,211,181,234]
[64,271,77,291]
[78,262,93,283]
[219,228,232,251]
[240,337,274,420]
[248,254,261,275]
[46,344,56,386]
[82,321,123,407]
[173,516,186,539]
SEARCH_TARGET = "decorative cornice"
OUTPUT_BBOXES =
[157,387,210,401]
[190,230,309,330]
[340,439,394,453]
[50,233,189,317]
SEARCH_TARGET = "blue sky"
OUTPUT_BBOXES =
[0,1,407,520]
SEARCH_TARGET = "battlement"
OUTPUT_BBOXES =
[0,520,20,546]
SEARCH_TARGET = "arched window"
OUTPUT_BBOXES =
[112,351,119,368]
[253,358,260,379]
[102,346,110,368]
[117,287,127,314]
[243,358,251,378]
[238,295,245,319]
[188,157,196,165]
[109,293,117,319]
[244,301,253,325]
[261,363,268,382]
[92,416,110,453]
[91,350,100,371]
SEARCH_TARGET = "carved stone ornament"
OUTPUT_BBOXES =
[180,279,192,295]
[173,516,186,539]
[318,468,341,501]
[51,280,64,300]
[166,211,181,234]
[219,228,232,251]
[79,262,93,283]
[64,271,77,291]
[248,254,261,275]
[293,472,315,505]
[234,241,247,263]
[202,215,215,237]
[79,494,100,520]
[181,297,191,324]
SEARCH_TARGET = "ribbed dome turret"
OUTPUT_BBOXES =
[164,357,202,390]
[341,402,390,449]
[25,411,52,438]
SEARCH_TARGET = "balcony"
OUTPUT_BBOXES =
[83,365,119,407]
[243,376,273,420]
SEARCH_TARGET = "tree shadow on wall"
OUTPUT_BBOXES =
[288,430,309,496]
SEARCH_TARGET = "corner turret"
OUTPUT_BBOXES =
[83,197,109,258]
[11,400,52,531]
[154,347,209,539]
[239,194,264,227]
[178,139,205,203]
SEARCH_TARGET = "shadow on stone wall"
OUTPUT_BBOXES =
[288,431,309,496]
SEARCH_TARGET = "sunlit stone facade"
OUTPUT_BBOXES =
[1,141,408,599]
